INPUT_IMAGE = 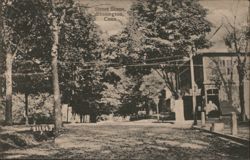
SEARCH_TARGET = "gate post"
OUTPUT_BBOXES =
[201,112,206,127]
[231,112,237,136]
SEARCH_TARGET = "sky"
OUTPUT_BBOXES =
[80,0,249,52]
[80,0,133,35]
[200,0,249,52]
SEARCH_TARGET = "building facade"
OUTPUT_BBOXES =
[179,52,250,119]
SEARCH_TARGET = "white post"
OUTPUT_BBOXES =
[156,104,160,121]
[201,112,206,127]
[231,112,238,135]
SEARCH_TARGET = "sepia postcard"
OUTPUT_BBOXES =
[0,0,249,159]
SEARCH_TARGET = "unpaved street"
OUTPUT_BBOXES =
[1,123,249,159]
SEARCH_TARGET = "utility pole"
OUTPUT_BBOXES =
[190,49,197,125]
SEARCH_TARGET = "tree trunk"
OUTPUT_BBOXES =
[51,18,62,131]
[5,52,12,125]
[237,62,246,121]
[239,81,246,121]
[0,0,4,122]
[24,93,29,125]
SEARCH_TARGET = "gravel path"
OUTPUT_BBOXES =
[1,123,249,159]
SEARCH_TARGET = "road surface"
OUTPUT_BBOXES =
[1,122,249,159]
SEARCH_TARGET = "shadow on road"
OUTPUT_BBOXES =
[1,124,249,160]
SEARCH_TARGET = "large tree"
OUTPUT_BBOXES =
[2,0,105,126]
[100,67,141,115]
[0,0,4,116]
[57,3,104,121]
[107,0,212,98]
[2,0,51,125]
[224,22,249,121]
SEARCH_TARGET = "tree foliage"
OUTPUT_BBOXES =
[2,0,105,124]
[2,0,53,124]
[3,0,52,59]
[106,0,212,98]
[57,3,104,117]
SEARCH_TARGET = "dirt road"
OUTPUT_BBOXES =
[1,122,249,159]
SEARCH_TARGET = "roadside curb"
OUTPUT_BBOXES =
[193,126,250,146]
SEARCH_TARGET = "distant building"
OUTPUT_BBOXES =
[179,52,250,120]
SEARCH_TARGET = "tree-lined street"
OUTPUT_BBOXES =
[0,0,249,159]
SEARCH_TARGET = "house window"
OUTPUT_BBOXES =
[207,89,219,95]
[226,60,232,67]
[219,60,223,66]
[219,60,226,67]
[207,89,213,95]
[222,60,225,67]
[213,89,219,94]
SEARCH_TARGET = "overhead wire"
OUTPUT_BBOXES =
[7,53,250,74]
